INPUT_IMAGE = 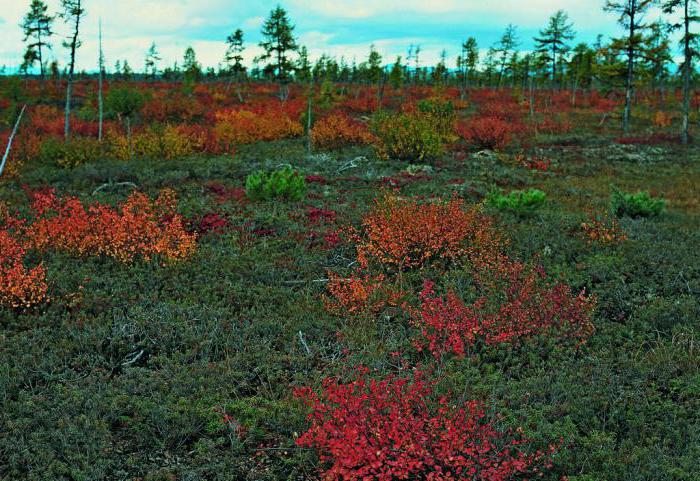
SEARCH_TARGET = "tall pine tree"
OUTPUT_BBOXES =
[21,0,54,79]
[256,5,298,99]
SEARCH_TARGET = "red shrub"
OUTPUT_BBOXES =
[195,212,229,234]
[305,175,328,184]
[307,207,337,224]
[457,116,513,151]
[415,260,596,359]
[296,367,555,481]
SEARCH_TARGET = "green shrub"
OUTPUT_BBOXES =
[369,110,445,162]
[417,97,456,139]
[487,188,547,214]
[611,187,666,218]
[105,86,146,121]
[245,165,307,201]
[40,137,105,168]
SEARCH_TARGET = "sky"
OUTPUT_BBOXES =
[0,0,675,74]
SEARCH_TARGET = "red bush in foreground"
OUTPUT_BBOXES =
[296,367,555,481]
[416,261,596,359]
[0,230,48,308]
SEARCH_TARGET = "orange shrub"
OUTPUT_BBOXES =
[324,271,405,316]
[213,109,302,148]
[653,111,673,128]
[351,194,504,270]
[311,113,374,150]
[25,188,196,263]
[0,230,48,309]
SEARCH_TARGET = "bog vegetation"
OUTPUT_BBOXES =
[1,2,699,481]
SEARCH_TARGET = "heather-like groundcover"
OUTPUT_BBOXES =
[1,79,699,481]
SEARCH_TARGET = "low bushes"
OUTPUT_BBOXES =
[0,230,48,309]
[213,108,302,148]
[487,188,547,214]
[39,137,104,168]
[369,110,446,162]
[310,113,374,150]
[457,116,514,151]
[296,368,555,481]
[245,165,307,201]
[611,187,666,218]
[109,124,206,161]
[351,194,503,270]
[23,188,196,263]
[416,260,596,360]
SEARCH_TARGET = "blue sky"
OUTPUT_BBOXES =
[0,0,674,73]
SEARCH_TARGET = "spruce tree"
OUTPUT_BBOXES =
[256,5,298,98]
[20,0,54,78]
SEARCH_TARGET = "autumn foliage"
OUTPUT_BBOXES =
[213,108,302,147]
[324,271,405,316]
[457,116,514,151]
[311,113,374,150]
[296,367,555,481]
[0,230,48,309]
[580,213,628,246]
[415,260,596,359]
[23,188,196,263]
[352,195,503,270]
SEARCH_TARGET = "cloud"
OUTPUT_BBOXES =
[0,0,677,73]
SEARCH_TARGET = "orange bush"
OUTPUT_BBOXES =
[213,109,302,148]
[351,194,504,270]
[25,188,196,263]
[653,111,673,128]
[0,230,48,309]
[324,271,405,316]
[311,113,374,150]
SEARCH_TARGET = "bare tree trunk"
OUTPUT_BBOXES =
[0,105,27,178]
[682,0,691,144]
[306,81,313,156]
[125,116,133,160]
[64,1,83,140]
[623,11,635,135]
[98,19,104,142]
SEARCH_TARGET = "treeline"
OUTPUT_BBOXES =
[12,1,700,141]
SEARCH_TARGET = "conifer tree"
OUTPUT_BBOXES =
[534,10,576,86]
[604,0,655,133]
[20,0,54,78]
[256,5,298,99]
